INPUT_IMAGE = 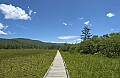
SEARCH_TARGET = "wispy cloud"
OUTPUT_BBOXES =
[77,17,83,20]
[69,24,72,26]
[106,13,115,18]
[0,23,8,35]
[42,40,65,43]
[58,36,79,40]
[77,38,82,41]
[0,23,13,35]
[63,22,68,26]
[51,41,65,43]
[17,24,28,30]
[34,12,36,14]
[84,21,90,25]
[0,30,8,35]
[111,29,114,31]
[72,39,83,44]
[0,23,8,30]
[28,6,36,15]
[8,31,15,34]
[0,4,31,20]
[29,9,33,15]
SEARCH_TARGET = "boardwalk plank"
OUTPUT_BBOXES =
[44,50,69,78]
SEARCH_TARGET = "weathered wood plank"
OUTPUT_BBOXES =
[44,50,69,78]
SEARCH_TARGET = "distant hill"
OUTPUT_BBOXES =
[0,38,64,49]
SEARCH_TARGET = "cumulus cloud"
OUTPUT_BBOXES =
[63,22,68,26]
[0,4,31,20]
[106,13,115,18]
[58,36,79,40]
[84,21,90,25]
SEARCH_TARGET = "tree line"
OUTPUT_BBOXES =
[60,26,120,57]
[0,38,61,49]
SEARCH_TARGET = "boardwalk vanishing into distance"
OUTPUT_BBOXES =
[43,50,69,78]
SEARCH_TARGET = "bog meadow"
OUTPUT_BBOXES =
[0,0,120,78]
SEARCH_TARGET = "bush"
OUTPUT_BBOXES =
[60,33,120,57]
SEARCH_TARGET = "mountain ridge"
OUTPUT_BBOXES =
[0,38,64,49]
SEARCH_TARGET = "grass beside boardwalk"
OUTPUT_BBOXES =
[0,49,56,78]
[61,52,120,78]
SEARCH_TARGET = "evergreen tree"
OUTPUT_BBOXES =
[81,26,92,40]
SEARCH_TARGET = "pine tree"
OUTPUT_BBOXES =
[81,26,92,40]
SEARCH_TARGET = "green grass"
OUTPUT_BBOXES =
[61,52,120,78]
[0,49,56,78]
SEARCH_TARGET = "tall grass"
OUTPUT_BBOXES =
[61,52,120,78]
[0,49,56,78]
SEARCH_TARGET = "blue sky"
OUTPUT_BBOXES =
[0,0,120,43]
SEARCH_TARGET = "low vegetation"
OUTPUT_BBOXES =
[0,49,56,78]
[62,52,120,78]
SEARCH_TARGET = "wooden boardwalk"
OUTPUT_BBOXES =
[43,50,69,78]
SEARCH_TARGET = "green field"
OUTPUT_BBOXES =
[61,52,120,78]
[0,49,56,78]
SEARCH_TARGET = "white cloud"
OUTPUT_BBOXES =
[0,4,31,20]
[51,41,65,43]
[111,29,114,31]
[62,38,83,44]
[77,39,82,41]
[89,24,92,26]
[0,30,8,35]
[72,39,83,44]
[106,13,115,18]
[84,21,90,25]
[29,9,33,15]
[28,6,36,15]
[34,12,36,14]
[77,17,83,20]
[0,23,13,35]
[42,40,65,43]
[0,23,5,29]
[28,6,33,15]
[63,22,67,26]
[0,23,8,30]
[58,36,79,40]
